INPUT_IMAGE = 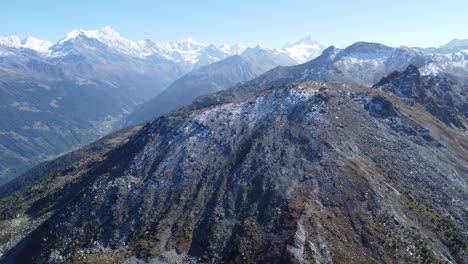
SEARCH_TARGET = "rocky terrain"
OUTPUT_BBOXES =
[375,65,468,129]
[0,65,466,263]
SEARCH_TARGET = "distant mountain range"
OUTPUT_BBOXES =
[413,39,468,54]
[0,26,323,69]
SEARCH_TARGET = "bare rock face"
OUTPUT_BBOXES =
[375,65,468,129]
[365,96,399,118]
[0,81,467,263]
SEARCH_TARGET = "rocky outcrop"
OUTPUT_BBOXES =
[375,65,468,129]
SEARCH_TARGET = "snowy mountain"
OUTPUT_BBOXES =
[281,36,324,63]
[0,35,51,53]
[375,64,467,129]
[58,26,147,57]
[414,39,468,54]
[240,45,297,72]
[247,42,429,87]
[420,50,467,71]
[420,50,468,82]
[149,39,230,70]
[49,27,297,70]
[0,36,22,48]
[3,27,467,71]
[21,37,52,53]
[2,27,328,69]
[440,39,468,52]
[219,42,248,54]
[54,26,225,65]
[244,41,468,89]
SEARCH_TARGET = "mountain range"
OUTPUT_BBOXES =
[0,27,311,185]
[0,26,322,69]
[0,63,466,263]
[1,27,468,188]
[125,40,468,129]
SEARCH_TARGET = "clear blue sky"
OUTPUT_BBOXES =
[2,0,467,48]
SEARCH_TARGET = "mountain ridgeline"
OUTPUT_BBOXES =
[375,65,468,129]
[0,63,466,263]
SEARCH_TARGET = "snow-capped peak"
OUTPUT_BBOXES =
[60,26,126,44]
[99,25,118,34]
[281,36,324,63]
[182,37,207,46]
[441,39,468,50]
[0,35,22,48]
[60,29,96,43]
[94,26,144,54]
[58,26,149,57]
[56,28,242,64]
[158,37,208,52]
[149,37,217,64]
[283,36,321,48]
[21,37,52,53]
[219,42,248,55]
[240,45,268,55]
[0,35,52,53]
[94,26,133,46]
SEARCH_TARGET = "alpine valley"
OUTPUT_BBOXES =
[0,26,467,264]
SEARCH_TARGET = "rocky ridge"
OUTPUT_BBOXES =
[0,76,466,263]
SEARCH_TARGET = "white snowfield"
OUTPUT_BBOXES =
[282,36,325,63]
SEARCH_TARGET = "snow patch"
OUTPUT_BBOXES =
[21,37,52,53]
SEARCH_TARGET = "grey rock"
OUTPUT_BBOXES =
[1,81,466,263]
